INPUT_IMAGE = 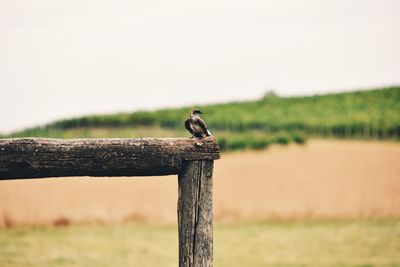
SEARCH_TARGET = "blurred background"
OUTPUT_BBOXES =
[1,0,399,266]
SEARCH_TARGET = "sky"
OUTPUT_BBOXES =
[0,0,399,133]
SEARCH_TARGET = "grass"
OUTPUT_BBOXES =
[1,220,400,267]
[3,87,400,151]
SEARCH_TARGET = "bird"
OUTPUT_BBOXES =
[185,109,212,138]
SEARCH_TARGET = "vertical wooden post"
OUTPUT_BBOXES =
[178,160,213,267]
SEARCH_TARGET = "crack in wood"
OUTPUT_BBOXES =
[178,160,213,267]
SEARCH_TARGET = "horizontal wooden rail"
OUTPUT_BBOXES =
[0,137,220,179]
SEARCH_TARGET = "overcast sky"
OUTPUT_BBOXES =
[1,0,399,133]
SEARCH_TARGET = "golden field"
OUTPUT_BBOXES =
[1,139,400,267]
[0,139,399,226]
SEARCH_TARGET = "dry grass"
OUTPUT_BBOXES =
[1,140,400,266]
[1,140,400,226]
[1,220,400,267]
[214,139,400,221]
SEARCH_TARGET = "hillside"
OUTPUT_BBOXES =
[4,87,400,151]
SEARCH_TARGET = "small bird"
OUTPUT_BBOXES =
[185,109,212,138]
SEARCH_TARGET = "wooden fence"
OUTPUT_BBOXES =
[0,137,220,267]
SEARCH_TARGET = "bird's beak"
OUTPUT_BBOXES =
[199,111,204,114]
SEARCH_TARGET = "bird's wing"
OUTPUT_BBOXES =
[185,119,194,135]
[198,118,211,136]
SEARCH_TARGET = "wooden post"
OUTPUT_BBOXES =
[178,160,213,267]
[0,137,220,267]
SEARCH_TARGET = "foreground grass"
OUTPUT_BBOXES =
[1,220,399,267]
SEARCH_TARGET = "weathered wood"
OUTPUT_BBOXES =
[1,137,219,266]
[178,160,213,267]
[0,137,220,179]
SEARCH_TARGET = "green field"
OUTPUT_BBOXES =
[4,87,400,151]
[1,220,399,267]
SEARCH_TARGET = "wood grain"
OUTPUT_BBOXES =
[0,137,220,179]
[178,160,213,267]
